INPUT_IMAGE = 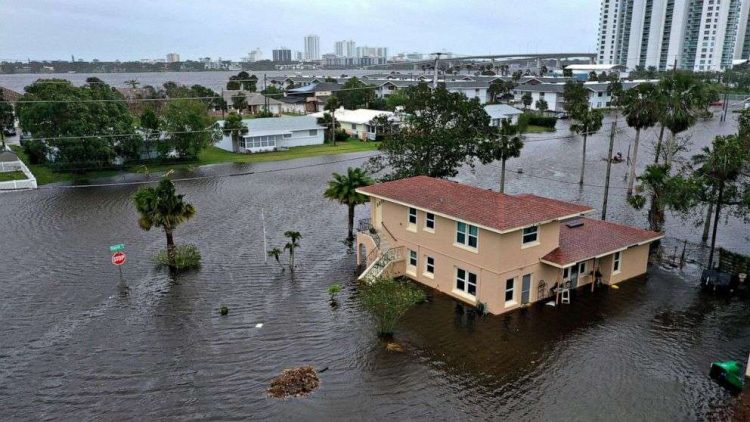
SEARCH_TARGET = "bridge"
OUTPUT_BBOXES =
[365,52,597,70]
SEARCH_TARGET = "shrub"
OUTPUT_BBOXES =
[519,113,557,128]
[335,129,349,142]
[328,283,342,302]
[154,244,202,270]
[22,139,48,164]
[359,277,426,336]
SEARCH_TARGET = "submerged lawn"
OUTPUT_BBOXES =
[12,139,379,185]
[0,171,27,182]
[523,124,556,133]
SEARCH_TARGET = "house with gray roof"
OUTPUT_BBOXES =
[484,104,524,125]
[215,116,325,153]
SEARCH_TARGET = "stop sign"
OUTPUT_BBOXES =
[112,251,126,266]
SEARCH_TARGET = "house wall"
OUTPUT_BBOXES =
[515,91,562,112]
[588,90,613,109]
[597,243,651,285]
[279,102,307,114]
[280,129,324,148]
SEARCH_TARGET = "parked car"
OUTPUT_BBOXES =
[2,127,16,136]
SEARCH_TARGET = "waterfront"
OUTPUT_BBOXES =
[1,106,749,420]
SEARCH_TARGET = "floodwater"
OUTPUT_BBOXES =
[1,112,749,421]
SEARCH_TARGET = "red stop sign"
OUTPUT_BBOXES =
[112,251,126,266]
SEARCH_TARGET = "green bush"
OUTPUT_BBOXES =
[519,113,557,128]
[154,244,202,270]
[359,277,426,336]
[22,139,49,164]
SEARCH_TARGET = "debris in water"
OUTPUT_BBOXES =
[386,342,404,352]
[255,323,263,328]
[220,306,229,316]
[268,366,320,398]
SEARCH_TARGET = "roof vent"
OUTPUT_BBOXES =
[565,220,584,229]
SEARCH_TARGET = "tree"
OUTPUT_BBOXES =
[125,79,139,89]
[563,68,573,77]
[385,89,408,111]
[512,70,523,82]
[488,81,502,104]
[588,71,599,81]
[232,91,247,114]
[139,108,160,159]
[0,90,13,150]
[622,83,659,196]
[324,96,341,146]
[477,120,524,193]
[262,85,282,96]
[283,231,302,270]
[540,65,548,76]
[17,79,137,170]
[655,72,705,165]
[366,83,493,179]
[336,77,375,110]
[133,178,196,266]
[223,112,248,151]
[359,277,426,336]
[570,108,604,185]
[535,98,548,113]
[562,80,590,117]
[324,167,373,241]
[160,99,217,159]
[267,247,283,266]
[521,92,532,109]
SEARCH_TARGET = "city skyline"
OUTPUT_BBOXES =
[0,0,600,62]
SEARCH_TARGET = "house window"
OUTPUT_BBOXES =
[425,213,435,230]
[456,268,477,296]
[408,250,417,274]
[425,256,434,275]
[613,251,622,273]
[408,207,417,224]
[505,278,515,303]
[456,222,478,249]
[351,123,357,130]
[522,226,539,245]
[578,261,586,275]
[308,129,317,136]
[563,267,571,280]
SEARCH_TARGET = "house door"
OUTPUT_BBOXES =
[569,265,579,288]
[521,274,532,304]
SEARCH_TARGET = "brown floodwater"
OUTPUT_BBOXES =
[1,111,749,421]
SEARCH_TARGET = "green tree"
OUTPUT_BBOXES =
[284,231,302,270]
[627,164,695,232]
[133,178,196,265]
[562,80,590,117]
[521,92,532,109]
[488,81,502,104]
[477,120,524,193]
[262,85,282,96]
[324,96,341,146]
[563,68,573,77]
[324,167,373,241]
[588,71,599,81]
[622,83,660,196]
[139,108,160,159]
[512,70,523,82]
[223,112,248,151]
[535,98,548,113]
[125,79,139,89]
[232,91,247,114]
[267,247,283,266]
[367,83,493,179]
[160,99,216,159]
[336,77,375,110]
[359,277,426,336]
[385,89,407,111]
[0,90,14,149]
[654,72,705,164]
[570,108,604,185]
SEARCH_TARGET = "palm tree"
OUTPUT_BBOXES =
[284,231,302,270]
[535,99,548,113]
[628,164,671,232]
[488,81,502,104]
[479,121,524,193]
[223,112,248,151]
[654,73,703,164]
[267,247,283,266]
[622,83,659,196]
[232,92,247,115]
[325,96,341,146]
[570,108,604,185]
[133,178,196,265]
[125,79,139,89]
[521,93,532,109]
[323,167,374,241]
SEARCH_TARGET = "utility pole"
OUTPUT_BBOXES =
[431,52,443,89]
[264,73,268,113]
[221,88,225,119]
[601,121,617,220]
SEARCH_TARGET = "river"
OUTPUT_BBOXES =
[0,110,748,420]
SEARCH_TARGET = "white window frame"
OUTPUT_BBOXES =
[455,221,478,251]
[613,251,622,274]
[521,225,539,247]
[407,207,417,232]
[563,266,571,281]
[505,277,516,305]
[578,261,586,276]
[455,267,477,297]
[407,249,417,275]
[424,256,434,278]
[425,212,435,232]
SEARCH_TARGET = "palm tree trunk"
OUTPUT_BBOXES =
[627,128,641,196]
[500,158,506,193]
[701,186,716,243]
[347,204,355,242]
[707,182,724,268]
[654,124,665,164]
[579,134,587,185]
[331,113,337,147]
[165,229,176,266]
[647,195,664,232]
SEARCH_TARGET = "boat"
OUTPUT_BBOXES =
[709,360,745,391]
[700,269,738,294]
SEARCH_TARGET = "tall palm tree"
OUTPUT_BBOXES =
[570,108,604,185]
[133,178,196,264]
[478,121,524,193]
[323,167,374,241]
[654,73,703,164]
[223,112,248,151]
[284,231,302,270]
[325,96,341,146]
[622,83,659,196]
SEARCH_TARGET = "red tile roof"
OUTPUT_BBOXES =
[357,176,593,232]
[542,217,663,266]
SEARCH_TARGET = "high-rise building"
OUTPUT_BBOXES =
[597,0,750,71]
[304,34,320,60]
[334,40,357,57]
[166,53,180,63]
[273,48,292,62]
[248,48,263,62]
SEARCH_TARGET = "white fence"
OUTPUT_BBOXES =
[0,160,37,190]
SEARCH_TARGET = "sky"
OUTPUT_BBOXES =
[0,0,600,62]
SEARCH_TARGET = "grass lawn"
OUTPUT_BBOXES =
[523,125,556,134]
[12,138,379,185]
[0,171,27,182]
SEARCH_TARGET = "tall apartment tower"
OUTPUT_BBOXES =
[597,0,750,71]
[304,34,320,60]
[272,48,292,62]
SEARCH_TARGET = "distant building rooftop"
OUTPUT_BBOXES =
[216,115,323,133]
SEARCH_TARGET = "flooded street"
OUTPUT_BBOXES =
[1,112,749,420]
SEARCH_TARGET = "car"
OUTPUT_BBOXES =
[3,127,16,136]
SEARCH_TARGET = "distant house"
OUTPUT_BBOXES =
[285,82,343,112]
[311,108,399,140]
[0,87,22,103]
[215,116,325,153]
[484,104,523,126]
[223,91,283,115]
[277,96,308,114]
[514,80,655,113]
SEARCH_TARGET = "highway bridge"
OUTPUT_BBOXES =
[365,52,596,70]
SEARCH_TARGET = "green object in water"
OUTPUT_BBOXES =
[710,360,745,390]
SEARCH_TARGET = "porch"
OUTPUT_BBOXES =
[355,217,405,283]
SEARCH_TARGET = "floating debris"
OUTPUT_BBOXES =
[386,342,404,352]
[220,306,229,316]
[255,323,263,328]
[268,366,320,398]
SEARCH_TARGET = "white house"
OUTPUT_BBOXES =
[513,84,567,112]
[484,104,523,126]
[311,108,399,140]
[223,91,283,115]
[215,116,325,153]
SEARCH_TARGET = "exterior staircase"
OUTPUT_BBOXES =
[356,218,403,283]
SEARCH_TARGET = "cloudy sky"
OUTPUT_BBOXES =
[0,0,600,61]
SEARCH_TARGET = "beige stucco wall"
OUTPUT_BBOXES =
[598,243,651,285]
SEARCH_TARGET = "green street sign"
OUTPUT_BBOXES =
[109,243,125,252]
